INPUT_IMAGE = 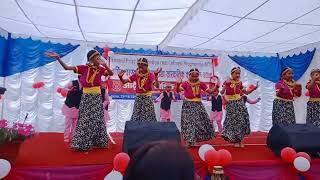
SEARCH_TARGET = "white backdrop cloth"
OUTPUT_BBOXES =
[1,41,320,133]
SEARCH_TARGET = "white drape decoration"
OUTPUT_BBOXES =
[1,38,319,133]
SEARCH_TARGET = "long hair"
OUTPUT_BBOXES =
[123,141,195,180]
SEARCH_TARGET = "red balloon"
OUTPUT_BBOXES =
[57,88,62,93]
[296,152,311,162]
[38,82,45,88]
[213,57,219,67]
[305,91,310,96]
[113,152,130,173]
[204,149,220,166]
[60,90,68,97]
[104,47,110,53]
[102,52,108,58]
[281,147,296,163]
[218,149,232,166]
[32,83,38,89]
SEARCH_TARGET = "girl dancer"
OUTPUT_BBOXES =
[118,58,161,122]
[176,68,216,147]
[47,50,113,151]
[272,67,301,126]
[306,68,320,127]
[61,76,82,143]
[221,67,257,147]
[155,84,176,122]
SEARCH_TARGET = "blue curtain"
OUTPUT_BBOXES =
[0,33,79,77]
[228,49,316,83]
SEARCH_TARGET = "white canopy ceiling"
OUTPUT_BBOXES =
[1,0,320,53]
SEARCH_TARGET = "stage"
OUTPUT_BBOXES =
[2,132,320,180]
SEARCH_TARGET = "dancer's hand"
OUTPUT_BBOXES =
[177,78,182,84]
[45,52,60,60]
[118,70,126,77]
[155,67,162,75]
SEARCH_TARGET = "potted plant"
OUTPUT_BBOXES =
[0,119,36,164]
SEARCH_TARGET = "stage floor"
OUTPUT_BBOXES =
[3,132,320,180]
[10,132,278,168]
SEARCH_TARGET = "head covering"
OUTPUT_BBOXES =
[87,50,100,62]
[189,68,199,75]
[124,141,194,180]
[137,58,148,65]
[231,67,241,74]
[281,67,293,76]
[310,68,320,75]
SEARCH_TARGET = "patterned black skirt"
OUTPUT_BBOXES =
[272,98,295,126]
[131,95,157,122]
[71,93,108,151]
[222,99,250,143]
[306,100,320,127]
[181,101,214,145]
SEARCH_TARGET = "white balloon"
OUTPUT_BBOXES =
[104,170,123,180]
[0,159,11,178]
[293,157,310,172]
[198,144,215,161]
[108,51,114,57]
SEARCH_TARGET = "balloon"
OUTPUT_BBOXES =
[108,51,114,57]
[104,170,123,180]
[113,152,130,173]
[305,91,310,96]
[213,57,219,67]
[281,147,296,163]
[204,149,220,166]
[296,152,311,162]
[293,157,310,172]
[0,159,11,178]
[198,144,215,161]
[218,149,232,166]
[60,90,68,97]
[57,88,62,93]
[104,47,110,52]
[102,52,108,58]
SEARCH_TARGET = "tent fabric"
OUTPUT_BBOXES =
[1,0,320,53]
[0,33,79,77]
[228,49,316,82]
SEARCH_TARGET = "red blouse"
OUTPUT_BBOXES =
[75,65,108,88]
[180,81,208,101]
[306,81,320,98]
[275,80,301,100]
[128,72,156,95]
[223,80,244,95]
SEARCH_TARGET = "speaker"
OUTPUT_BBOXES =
[267,124,320,158]
[123,121,181,156]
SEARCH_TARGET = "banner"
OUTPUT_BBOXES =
[107,54,214,99]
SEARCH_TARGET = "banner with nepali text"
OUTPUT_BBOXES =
[107,54,214,99]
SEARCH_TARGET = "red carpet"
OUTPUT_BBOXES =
[10,132,278,168]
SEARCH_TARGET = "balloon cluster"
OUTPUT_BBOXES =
[57,87,68,97]
[0,159,11,179]
[198,144,232,171]
[102,47,114,59]
[32,82,45,89]
[104,152,130,180]
[281,147,311,172]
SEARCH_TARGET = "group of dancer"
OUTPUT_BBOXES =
[46,50,320,151]
[273,67,320,128]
